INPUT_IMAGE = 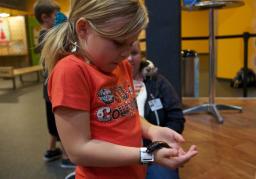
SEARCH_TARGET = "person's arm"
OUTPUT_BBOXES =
[140,117,184,148]
[140,117,198,168]
[158,74,185,133]
[34,29,47,54]
[55,106,140,167]
[55,106,197,169]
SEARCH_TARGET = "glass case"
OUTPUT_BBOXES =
[0,16,27,56]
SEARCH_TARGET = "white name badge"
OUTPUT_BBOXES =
[148,98,163,111]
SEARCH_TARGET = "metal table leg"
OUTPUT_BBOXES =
[183,8,242,123]
[183,103,242,123]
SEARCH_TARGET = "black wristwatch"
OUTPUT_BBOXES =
[140,141,171,164]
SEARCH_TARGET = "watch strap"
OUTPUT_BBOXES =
[146,141,171,154]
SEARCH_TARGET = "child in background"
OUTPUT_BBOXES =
[33,0,74,168]
[41,0,198,178]
[34,0,61,162]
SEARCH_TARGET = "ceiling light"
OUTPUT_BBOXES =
[0,13,10,18]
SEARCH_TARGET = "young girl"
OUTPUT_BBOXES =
[41,0,198,178]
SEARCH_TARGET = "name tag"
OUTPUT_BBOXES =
[148,98,163,111]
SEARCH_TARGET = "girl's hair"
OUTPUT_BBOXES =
[41,0,149,72]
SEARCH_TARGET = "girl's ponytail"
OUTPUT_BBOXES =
[40,21,75,73]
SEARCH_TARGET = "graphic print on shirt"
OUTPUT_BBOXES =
[96,83,137,122]
[97,88,114,104]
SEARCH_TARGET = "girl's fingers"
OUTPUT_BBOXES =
[157,145,198,169]
[179,145,198,162]
[170,145,198,167]
[178,148,186,155]
[159,148,179,158]
[169,148,179,157]
[187,145,197,151]
[172,132,185,143]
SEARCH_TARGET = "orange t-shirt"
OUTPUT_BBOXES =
[48,55,145,179]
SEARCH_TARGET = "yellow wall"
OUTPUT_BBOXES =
[217,0,256,78]
[27,0,70,15]
[182,0,256,79]
[182,10,209,53]
[11,0,256,79]
[0,7,28,16]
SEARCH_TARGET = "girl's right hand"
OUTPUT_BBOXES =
[154,145,198,169]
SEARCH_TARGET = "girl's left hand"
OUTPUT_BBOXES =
[148,125,198,168]
[148,125,185,149]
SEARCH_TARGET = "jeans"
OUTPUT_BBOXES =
[146,163,179,179]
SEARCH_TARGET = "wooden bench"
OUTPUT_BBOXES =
[0,65,43,89]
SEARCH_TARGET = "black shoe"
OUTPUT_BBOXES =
[61,159,76,169]
[65,171,75,179]
[43,148,62,162]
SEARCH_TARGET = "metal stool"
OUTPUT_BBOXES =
[182,0,244,123]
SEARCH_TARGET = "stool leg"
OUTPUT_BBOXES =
[183,104,209,114]
[12,77,16,90]
[209,104,223,123]
[216,104,242,112]
[19,75,24,83]
[36,72,40,82]
[183,103,242,124]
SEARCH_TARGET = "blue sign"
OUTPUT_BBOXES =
[183,0,199,6]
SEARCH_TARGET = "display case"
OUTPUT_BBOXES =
[0,16,28,56]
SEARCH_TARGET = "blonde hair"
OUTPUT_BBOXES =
[41,0,149,72]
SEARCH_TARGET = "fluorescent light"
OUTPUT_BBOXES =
[0,13,10,18]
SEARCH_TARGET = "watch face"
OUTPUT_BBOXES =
[140,148,154,164]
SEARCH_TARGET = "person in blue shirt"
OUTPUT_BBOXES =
[33,0,74,168]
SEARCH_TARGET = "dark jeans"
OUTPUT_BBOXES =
[45,100,60,140]
[146,163,179,179]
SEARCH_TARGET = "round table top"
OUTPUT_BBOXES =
[182,0,245,11]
